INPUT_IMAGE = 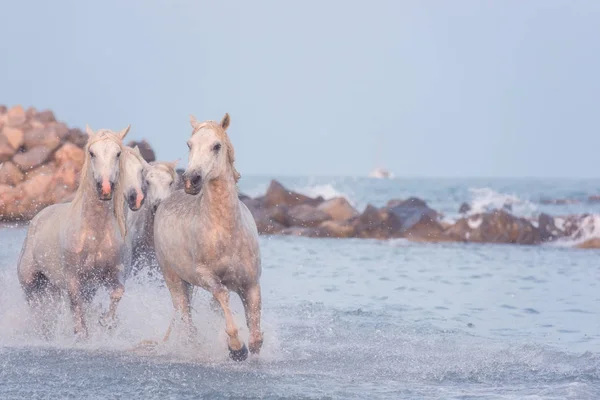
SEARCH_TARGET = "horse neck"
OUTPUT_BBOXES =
[73,170,116,228]
[200,175,239,229]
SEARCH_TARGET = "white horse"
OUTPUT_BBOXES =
[125,154,179,277]
[17,125,145,337]
[153,113,263,361]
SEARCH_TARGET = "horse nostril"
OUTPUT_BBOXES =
[128,191,137,204]
[192,175,202,186]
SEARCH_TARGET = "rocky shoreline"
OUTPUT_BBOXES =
[237,179,599,248]
[1,105,599,249]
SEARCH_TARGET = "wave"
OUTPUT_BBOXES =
[468,187,538,217]
[554,214,600,247]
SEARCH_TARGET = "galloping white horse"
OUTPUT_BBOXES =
[125,153,179,277]
[17,125,144,337]
[153,114,263,361]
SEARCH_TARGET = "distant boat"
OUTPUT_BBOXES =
[369,133,393,179]
[369,167,394,179]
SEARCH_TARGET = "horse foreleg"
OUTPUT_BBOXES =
[241,284,263,355]
[213,287,248,361]
[67,278,88,338]
[162,266,195,342]
[99,281,124,329]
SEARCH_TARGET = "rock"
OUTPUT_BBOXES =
[66,128,87,148]
[458,202,471,214]
[317,197,358,221]
[385,199,404,208]
[23,126,61,151]
[0,135,16,162]
[127,140,155,162]
[33,110,56,124]
[54,161,80,190]
[318,220,356,238]
[589,196,600,203]
[6,105,26,127]
[538,213,565,242]
[540,198,580,205]
[54,142,85,167]
[401,214,448,242]
[13,174,54,219]
[2,127,24,150]
[0,184,22,219]
[576,238,600,249]
[287,204,331,228]
[242,199,285,234]
[446,210,541,245]
[263,180,323,208]
[353,204,400,239]
[384,197,447,241]
[13,146,53,170]
[280,226,321,237]
[0,162,25,186]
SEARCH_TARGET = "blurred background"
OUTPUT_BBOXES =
[2,0,600,177]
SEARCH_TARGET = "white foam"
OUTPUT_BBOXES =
[467,216,483,229]
[468,188,537,218]
[555,214,600,247]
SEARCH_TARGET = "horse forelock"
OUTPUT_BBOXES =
[191,121,241,183]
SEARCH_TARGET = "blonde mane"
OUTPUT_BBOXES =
[192,121,241,183]
[71,131,127,238]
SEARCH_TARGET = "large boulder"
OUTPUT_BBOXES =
[538,213,565,242]
[287,204,331,228]
[242,198,286,234]
[23,125,62,150]
[2,127,24,150]
[446,210,541,245]
[263,180,323,208]
[317,197,358,221]
[0,135,16,162]
[0,162,25,186]
[13,146,53,170]
[318,220,356,238]
[6,105,26,127]
[353,204,400,239]
[54,142,85,167]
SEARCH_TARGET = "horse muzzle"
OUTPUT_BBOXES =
[183,174,202,195]
[97,180,115,201]
[127,188,145,211]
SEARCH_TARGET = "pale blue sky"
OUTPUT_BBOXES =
[1,1,599,177]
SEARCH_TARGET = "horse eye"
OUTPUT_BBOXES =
[213,143,222,152]
[116,151,121,158]
[187,142,191,150]
[89,151,95,158]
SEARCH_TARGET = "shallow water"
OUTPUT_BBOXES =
[1,177,600,399]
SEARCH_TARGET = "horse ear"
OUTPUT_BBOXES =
[220,113,230,130]
[118,125,131,140]
[190,115,200,129]
[132,145,142,156]
[85,124,94,135]
[169,159,180,169]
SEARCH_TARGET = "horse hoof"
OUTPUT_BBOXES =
[229,344,248,362]
[99,314,118,330]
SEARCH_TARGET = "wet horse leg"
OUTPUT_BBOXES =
[99,280,125,329]
[213,286,248,361]
[162,266,195,342]
[67,278,88,338]
[240,283,264,354]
